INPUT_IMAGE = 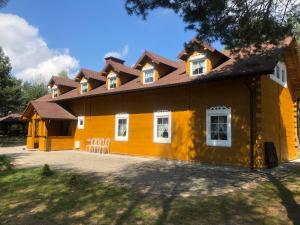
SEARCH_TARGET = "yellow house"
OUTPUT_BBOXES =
[22,37,300,168]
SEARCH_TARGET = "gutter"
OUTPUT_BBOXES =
[245,79,255,170]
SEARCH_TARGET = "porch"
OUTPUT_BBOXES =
[22,101,77,151]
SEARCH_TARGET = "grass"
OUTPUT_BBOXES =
[0,165,300,224]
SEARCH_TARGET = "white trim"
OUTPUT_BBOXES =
[142,65,155,84]
[189,54,206,77]
[115,113,129,141]
[77,116,85,129]
[52,85,58,98]
[269,61,287,88]
[153,111,171,143]
[206,107,231,147]
[108,72,117,89]
[80,82,88,94]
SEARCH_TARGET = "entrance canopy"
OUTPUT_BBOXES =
[22,101,77,121]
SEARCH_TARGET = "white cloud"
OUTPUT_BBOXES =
[104,45,129,60]
[0,13,79,82]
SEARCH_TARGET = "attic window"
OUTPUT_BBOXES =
[143,66,154,84]
[81,82,88,93]
[108,74,117,89]
[52,87,58,98]
[270,61,287,87]
[190,55,206,76]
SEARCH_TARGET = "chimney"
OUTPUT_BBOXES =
[104,56,125,64]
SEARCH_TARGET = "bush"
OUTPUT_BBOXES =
[41,164,53,177]
[66,174,89,189]
[0,155,13,171]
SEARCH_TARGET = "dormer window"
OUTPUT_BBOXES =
[108,74,117,89]
[190,55,206,76]
[52,86,58,98]
[142,65,154,84]
[270,61,287,87]
[80,78,88,94]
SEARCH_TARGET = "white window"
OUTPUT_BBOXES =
[52,87,58,98]
[190,54,206,76]
[81,82,88,93]
[80,78,88,94]
[154,111,171,143]
[206,107,231,147]
[108,73,117,89]
[77,116,84,129]
[270,61,287,87]
[115,113,129,141]
[143,67,154,84]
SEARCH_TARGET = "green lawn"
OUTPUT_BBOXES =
[0,165,300,224]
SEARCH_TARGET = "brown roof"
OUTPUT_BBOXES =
[76,68,106,82]
[0,113,23,123]
[48,76,79,88]
[134,51,178,69]
[101,59,140,77]
[24,101,77,120]
[29,36,296,104]
[177,37,229,60]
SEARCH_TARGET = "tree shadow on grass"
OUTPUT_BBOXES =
[267,173,300,225]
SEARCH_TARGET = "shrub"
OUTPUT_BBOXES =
[0,155,13,171]
[66,174,89,189]
[41,164,53,177]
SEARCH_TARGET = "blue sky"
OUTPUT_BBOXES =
[0,0,222,82]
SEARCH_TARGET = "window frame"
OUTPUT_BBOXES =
[80,82,88,94]
[52,85,58,98]
[189,54,206,77]
[77,116,85,129]
[115,113,129,141]
[153,111,171,144]
[270,61,287,87]
[108,73,117,89]
[206,107,231,147]
[143,66,155,84]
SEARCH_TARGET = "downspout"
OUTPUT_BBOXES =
[245,78,255,170]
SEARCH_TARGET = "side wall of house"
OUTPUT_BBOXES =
[260,75,298,162]
[67,78,251,167]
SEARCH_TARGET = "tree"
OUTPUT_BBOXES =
[0,0,7,8]
[0,47,22,116]
[125,0,300,49]
[21,81,48,111]
[58,70,69,78]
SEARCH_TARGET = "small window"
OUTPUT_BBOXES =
[154,111,171,143]
[190,57,206,76]
[115,113,129,141]
[270,61,287,87]
[108,76,117,89]
[206,107,231,147]
[143,69,154,84]
[77,116,84,129]
[52,87,58,98]
[81,82,88,93]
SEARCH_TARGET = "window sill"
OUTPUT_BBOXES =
[207,141,231,147]
[115,137,128,141]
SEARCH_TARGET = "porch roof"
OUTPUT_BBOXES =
[23,101,77,120]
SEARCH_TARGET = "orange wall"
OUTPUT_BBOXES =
[47,136,74,150]
[260,75,298,162]
[66,78,252,167]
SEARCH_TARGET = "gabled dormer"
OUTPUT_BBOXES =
[134,51,178,84]
[178,38,229,77]
[75,68,106,94]
[101,56,139,90]
[48,76,79,98]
